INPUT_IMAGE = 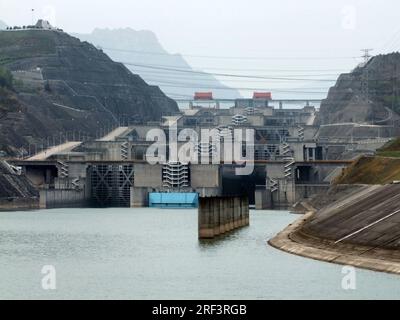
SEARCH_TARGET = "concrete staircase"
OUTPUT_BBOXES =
[269,178,279,193]
[284,157,295,178]
[121,141,129,161]
[58,161,69,178]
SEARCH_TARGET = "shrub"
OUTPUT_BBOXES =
[0,66,13,89]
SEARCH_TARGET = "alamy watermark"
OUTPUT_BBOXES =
[341,5,357,30]
[146,124,255,176]
[341,266,356,290]
[41,265,56,290]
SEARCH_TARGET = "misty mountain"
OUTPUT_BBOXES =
[0,21,7,30]
[74,28,241,100]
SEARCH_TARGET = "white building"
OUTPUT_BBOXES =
[35,19,53,30]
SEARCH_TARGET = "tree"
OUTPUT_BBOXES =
[0,66,13,89]
[44,80,51,92]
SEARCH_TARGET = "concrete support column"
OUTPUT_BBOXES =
[219,198,226,235]
[212,198,221,237]
[242,196,250,226]
[233,197,240,228]
[238,197,243,227]
[131,187,148,208]
[223,198,230,232]
[228,198,234,231]
[198,197,214,239]
[242,197,246,227]
[198,196,250,239]
[255,189,272,210]
[39,190,47,209]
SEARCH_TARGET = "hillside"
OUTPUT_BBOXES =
[335,155,400,185]
[376,137,400,157]
[334,138,400,184]
[317,53,400,128]
[74,28,241,99]
[0,28,178,157]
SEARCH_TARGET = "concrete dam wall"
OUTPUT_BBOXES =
[39,188,89,209]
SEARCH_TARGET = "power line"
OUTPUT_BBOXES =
[173,66,348,73]
[143,76,336,87]
[63,76,332,93]
[379,28,400,53]
[137,73,338,85]
[145,81,328,94]
[106,58,350,73]
[122,62,338,82]
[101,46,359,61]
[65,76,393,96]
[133,68,342,78]
[123,61,397,83]
[143,77,333,90]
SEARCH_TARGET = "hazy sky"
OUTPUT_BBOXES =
[1,0,400,98]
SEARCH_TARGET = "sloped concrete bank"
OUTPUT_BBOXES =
[269,184,400,275]
[269,212,400,275]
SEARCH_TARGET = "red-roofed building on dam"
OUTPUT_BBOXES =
[194,92,214,100]
[253,92,272,100]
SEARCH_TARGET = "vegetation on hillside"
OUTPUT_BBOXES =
[335,138,400,185]
[0,30,56,65]
[0,66,13,89]
[335,156,400,185]
[376,138,400,157]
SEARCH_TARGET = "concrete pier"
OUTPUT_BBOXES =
[199,195,249,239]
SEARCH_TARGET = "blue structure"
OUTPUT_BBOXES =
[149,193,199,208]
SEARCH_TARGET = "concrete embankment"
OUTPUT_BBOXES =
[269,184,400,275]
[0,197,39,211]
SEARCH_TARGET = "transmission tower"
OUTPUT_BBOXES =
[361,49,373,64]
[360,49,374,103]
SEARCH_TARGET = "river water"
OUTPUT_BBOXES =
[0,208,399,300]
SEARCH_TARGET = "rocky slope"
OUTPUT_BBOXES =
[74,28,241,99]
[0,28,178,156]
[317,53,400,127]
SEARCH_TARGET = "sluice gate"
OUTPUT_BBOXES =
[88,164,134,207]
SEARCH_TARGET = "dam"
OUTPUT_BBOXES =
[6,95,392,211]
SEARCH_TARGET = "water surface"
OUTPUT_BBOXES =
[0,208,399,299]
